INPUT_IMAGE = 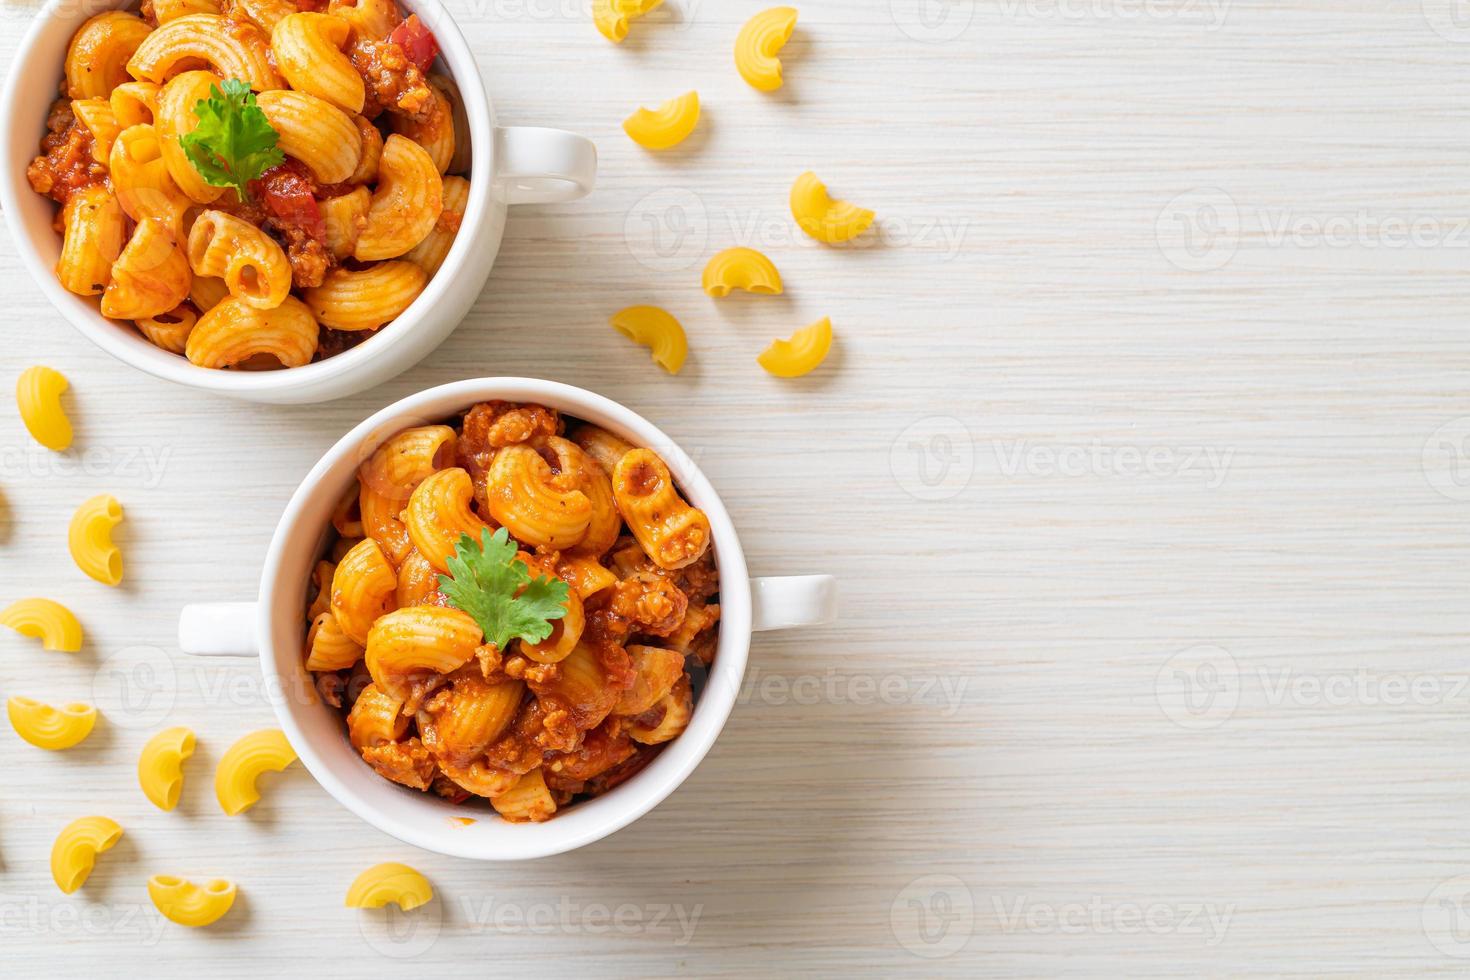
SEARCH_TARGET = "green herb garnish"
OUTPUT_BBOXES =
[438,528,570,650]
[178,79,284,202]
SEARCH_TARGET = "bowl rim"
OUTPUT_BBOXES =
[258,378,752,859]
[0,0,497,396]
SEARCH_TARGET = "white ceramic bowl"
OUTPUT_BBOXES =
[1,0,596,404]
[178,379,837,859]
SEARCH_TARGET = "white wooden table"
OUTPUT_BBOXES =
[7,0,1470,973]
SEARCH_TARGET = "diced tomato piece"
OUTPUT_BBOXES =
[390,15,440,72]
[252,161,325,240]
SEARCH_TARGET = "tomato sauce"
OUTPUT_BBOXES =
[26,101,106,206]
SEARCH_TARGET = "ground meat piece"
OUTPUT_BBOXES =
[314,328,371,361]
[537,698,580,753]
[360,738,437,790]
[675,551,720,603]
[284,231,330,289]
[461,402,560,453]
[26,100,105,206]
[545,718,635,783]
[350,36,433,121]
[481,699,554,774]
[610,570,689,637]
[459,402,562,509]
[583,745,663,797]
[430,775,472,804]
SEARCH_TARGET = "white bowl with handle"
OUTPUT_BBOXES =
[178,378,837,859]
[0,0,596,404]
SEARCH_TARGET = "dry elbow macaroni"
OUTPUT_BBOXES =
[8,697,98,750]
[28,4,466,369]
[302,402,720,823]
[148,875,237,927]
[16,366,73,451]
[214,728,298,815]
[51,816,123,894]
[702,247,783,297]
[345,862,434,910]
[623,91,700,150]
[610,306,688,374]
[735,7,799,92]
[758,315,834,378]
[593,0,663,43]
[790,171,875,245]
[68,494,125,586]
[0,598,84,652]
[139,726,197,811]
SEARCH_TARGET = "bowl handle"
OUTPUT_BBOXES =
[493,126,597,205]
[178,602,258,657]
[750,576,837,632]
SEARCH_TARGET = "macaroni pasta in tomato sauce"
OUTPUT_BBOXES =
[308,402,721,823]
[27,0,467,369]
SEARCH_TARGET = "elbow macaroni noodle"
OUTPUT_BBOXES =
[234,0,298,33]
[16,366,73,451]
[58,186,126,297]
[67,12,153,100]
[102,217,192,320]
[186,210,293,310]
[71,98,120,164]
[126,15,281,90]
[623,91,700,150]
[148,876,237,927]
[214,728,298,815]
[610,305,688,374]
[702,246,783,297]
[8,697,97,750]
[29,3,470,369]
[136,304,198,353]
[139,726,197,811]
[155,71,226,204]
[331,538,399,644]
[354,135,444,261]
[186,296,320,369]
[303,402,718,823]
[593,0,664,43]
[735,7,799,92]
[68,493,125,586]
[272,13,364,114]
[403,467,490,572]
[305,262,427,332]
[152,0,221,24]
[482,445,593,550]
[345,862,434,910]
[404,176,467,275]
[50,816,123,894]
[790,171,875,245]
[758,315,834,378]
[613,449,713,570]
[256,90,363,185]
[0,598,84,652]
[108,124,188,235]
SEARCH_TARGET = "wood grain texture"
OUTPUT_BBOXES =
[4,0,1470,973]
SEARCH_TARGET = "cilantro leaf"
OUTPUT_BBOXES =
[178,78,284,203]
[438,528,570,650]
